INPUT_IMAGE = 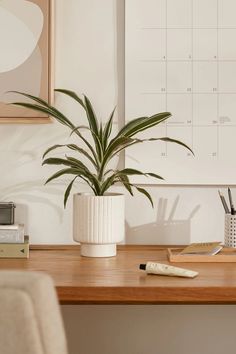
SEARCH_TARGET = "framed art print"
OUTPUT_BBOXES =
[0,0,53,123]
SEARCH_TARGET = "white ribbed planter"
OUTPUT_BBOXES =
[73,193,125,257]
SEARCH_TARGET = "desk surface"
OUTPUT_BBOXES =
[0,245,236,304]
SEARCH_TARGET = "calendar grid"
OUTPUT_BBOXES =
[125,0,236,184]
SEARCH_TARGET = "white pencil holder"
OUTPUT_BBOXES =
[225,214,236,247]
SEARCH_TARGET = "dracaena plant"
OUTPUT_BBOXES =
[11,89,193,207]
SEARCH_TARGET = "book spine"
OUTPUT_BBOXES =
[0,228,24,243]
[0,224,22,230]
[0,235,24,243]
[0,243,29,258]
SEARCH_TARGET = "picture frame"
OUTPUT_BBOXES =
[0,0,54,123]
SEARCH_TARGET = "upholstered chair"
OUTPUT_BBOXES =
[0,271,68,354]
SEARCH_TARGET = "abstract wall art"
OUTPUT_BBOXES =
[0,0,53,123]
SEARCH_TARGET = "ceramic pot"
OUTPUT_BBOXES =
[73,193,125,257]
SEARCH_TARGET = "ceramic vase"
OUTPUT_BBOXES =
[73,193,125,257]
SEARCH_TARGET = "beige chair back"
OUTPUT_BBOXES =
[0,271,68,354]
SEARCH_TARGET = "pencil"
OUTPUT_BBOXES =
[228,187,236,215]
[218,190,230,214]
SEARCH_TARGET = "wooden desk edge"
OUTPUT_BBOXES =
[57,286,236,305]
[30,244,184,251]
[14,245,236,305]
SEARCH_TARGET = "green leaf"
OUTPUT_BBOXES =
[43,158,101,193]
[90,129,103,162]
[12,102,57,118]
[43,144,65,159]
[73,130,100,166]
[64,176,78,208]
[146,172,164,180]
[42,144,98,169]
[42,157,91,175]
[116,116,147,138]
[9,90,52,107]
[10,92,73,128]
[53,90,101,160]
[100,169,147,195]
[127,112,171,137]
[54,89,103,163]
[66,156,90,172]
[111,135,194,160]
[12,102,74,129]
[83,95,99,136]
[12,97,98,163]
[98,122,104,150]
[100,173,117,194]
[69,125,90,136]
[45,168,80,184]
[109,139,141,159]
[101,136,134,171]
[103,169,114,177]
[42,157,77,168]
[116,169,164,180]
[55,89,102,161]
[11,92,101,164]
[103,107,116,149]
[111,112,171,143]
[135,186,154,208]
[99,122,103,140]
[45,166,101,194]
[66,144,98,168]
[117,174,133,196]
[100,168,164,195]
[152,137,194,155]
[54,89,86,109]
[117,168,145,176]
[133,136,193,155]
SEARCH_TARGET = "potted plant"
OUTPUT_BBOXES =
[11,90,192,257]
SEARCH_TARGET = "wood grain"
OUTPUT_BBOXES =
[0,245,236,304]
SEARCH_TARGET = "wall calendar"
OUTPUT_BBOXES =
[125,0,236,184]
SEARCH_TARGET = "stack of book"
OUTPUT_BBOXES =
[0,224,29,258]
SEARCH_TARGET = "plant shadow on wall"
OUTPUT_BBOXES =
[0,125,74,222]
[0,180,67,224]
[126,195,200,244]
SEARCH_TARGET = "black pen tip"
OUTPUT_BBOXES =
[139,264,146,270]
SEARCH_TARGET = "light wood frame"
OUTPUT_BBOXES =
[0,0,54,124]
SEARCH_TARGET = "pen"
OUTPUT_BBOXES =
[218,190,230,214]
[228,188,236,215]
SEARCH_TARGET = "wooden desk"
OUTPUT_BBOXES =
[0,245,236,305]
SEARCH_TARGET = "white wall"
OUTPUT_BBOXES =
[2,0,236,353]
[1,0,229,245]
